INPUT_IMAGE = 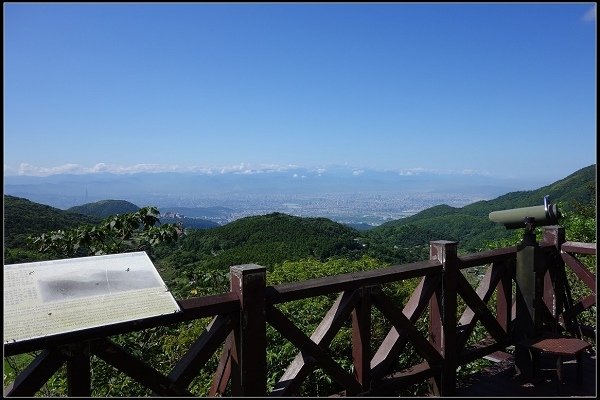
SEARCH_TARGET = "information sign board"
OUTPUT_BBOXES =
[4,252,181,344]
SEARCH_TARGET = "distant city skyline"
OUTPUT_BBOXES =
[4,3,597,183]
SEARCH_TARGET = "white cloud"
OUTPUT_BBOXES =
[3,164,19,175]
[5,162,301,177]
[397,167,427,176]
[308,167,327,176]
[583,5,596,22]
[17,163,83,176]
[7,162,179,176]
[4,162,492,178]
[394,167,491,176]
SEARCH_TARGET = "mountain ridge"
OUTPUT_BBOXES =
[4,165,551,210]
[369,164,596,252]
[4,164,595,265]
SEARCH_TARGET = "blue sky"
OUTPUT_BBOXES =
[3,3,597,183]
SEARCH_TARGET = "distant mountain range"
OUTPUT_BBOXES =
[3,165,548,210]
[4,164,595,267]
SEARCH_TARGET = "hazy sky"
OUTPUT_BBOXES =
[3,3,597,182]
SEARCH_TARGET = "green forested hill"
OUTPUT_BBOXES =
[155,212,365,275]
[367,164,596,252]
[3,195,101,252]
[66,200,218,229]
[67,199,140,218]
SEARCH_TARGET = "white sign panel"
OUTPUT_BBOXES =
[4,251,181,344]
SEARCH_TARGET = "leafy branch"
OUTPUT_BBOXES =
[27,206,180,257]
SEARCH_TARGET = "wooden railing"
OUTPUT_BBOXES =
[4,226,596,397]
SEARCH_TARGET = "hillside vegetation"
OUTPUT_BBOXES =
[367,164,596,253]
[67,199,140,217]
[155,212,365,289]
[3,195,100,249]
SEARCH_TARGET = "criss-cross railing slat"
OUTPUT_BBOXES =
[563,294,596,322]
[209,333,236,396]
[270,290,360,396]
[553,242,596,338]
[167,313,236,389]
[369,274,441,380]
[457,260,507,325]
[456,260,508,352]
[455,272,508,346]
[269,290,359,396]
[561,251,596,293]
[371,287,443,365]
[90,338,192,396]
[266,302,363,395]
[367,361,438,396]
[4,348,67,397]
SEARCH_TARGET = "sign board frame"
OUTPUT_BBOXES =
[4,251,181,344]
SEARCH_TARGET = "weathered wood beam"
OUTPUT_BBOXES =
[365,361,437,396]
[561,252,596,293]
[370,274,441,380]
[561,241,596,255]
[90,338,191,396]
[168,314,235,388]
[266,303,362,396]
[456,260,507,351]
[455,272,508,345]
[4,349,66,397]
[266,260,441,304]
[371,288,443,364]
[269,290,360,396]
[209,332,235,396]
[4,292,239,357]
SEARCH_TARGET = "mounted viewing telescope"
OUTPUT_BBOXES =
[490,196,562,376]
[488,195,561,229]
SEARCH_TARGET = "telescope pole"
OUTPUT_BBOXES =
[514,217,544,378]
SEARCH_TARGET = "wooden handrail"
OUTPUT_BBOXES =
[4,292,239,357]
[265,259,441,304]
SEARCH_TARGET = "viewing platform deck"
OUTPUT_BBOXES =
[457,350,597,397]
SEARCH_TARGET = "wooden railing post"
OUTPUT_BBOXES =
[64,342,91,396]
[230,264,267,396]
[352,286,372,391]
[428,240,458,396]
